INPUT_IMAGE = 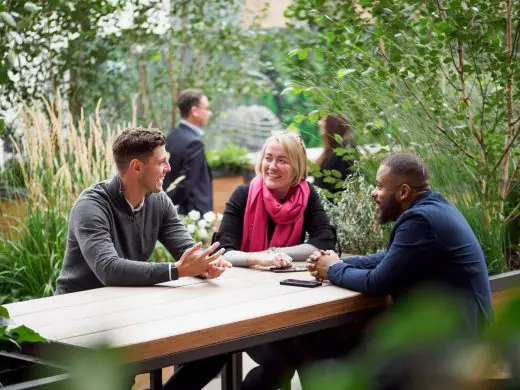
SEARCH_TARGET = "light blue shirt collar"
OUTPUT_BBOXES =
[179,119,204,137]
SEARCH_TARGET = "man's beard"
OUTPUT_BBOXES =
[377,195,401,224]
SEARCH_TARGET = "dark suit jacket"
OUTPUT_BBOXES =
[327,190,492,335]
[163,122,213,214]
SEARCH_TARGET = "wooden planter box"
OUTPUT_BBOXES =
[212,169,254,214]
[490,269,520,310]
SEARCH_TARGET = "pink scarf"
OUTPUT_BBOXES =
[240,175,310,252]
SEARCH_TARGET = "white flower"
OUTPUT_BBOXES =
[188,210,201,220]
[216,213,223,221]
[197,219,207,229]
[197,228,209,240]
[187,224,196,234]
[203,211,216,223]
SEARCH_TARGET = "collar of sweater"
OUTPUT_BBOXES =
[107,175,148,215]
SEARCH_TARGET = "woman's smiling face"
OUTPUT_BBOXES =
[261,140,294,199]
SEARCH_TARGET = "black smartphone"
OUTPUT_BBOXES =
[280,279,322,288]
[270,265,307,273]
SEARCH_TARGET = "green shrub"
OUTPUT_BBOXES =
[318,175,386,256]
[206,144,250,175]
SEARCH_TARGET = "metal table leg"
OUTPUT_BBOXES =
[150,369,162,390]
[221,353,242,390]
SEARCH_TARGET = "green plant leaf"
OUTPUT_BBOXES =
[308,110,320,122]
[288,48,301,58]
[280,87,293,96]
[337,68,356,79]
[298,48,309,60]
[9,325,47,344]
[331,169,342,178]
[0,305,9,319]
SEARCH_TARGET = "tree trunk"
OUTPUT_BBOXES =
[68,66,81,120]
[136,54,149,120]
[501,0,513,202]
[167,43,177,128]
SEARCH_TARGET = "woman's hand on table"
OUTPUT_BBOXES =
[246,251,293,269]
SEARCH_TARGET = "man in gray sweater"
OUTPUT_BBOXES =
[55,127,230,389]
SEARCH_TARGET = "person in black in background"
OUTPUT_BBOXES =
[314,114,357,193]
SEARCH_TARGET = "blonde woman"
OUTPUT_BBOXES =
[215,132,335,390]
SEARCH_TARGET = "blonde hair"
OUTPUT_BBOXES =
[256,133,307,187]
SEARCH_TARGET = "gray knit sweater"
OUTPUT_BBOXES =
[55,175,194,294]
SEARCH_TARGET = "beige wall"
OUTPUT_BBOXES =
[243,0,292,28]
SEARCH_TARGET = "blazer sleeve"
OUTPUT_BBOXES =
[341,252,386,269]
[327,213,436,296]
[304,185,336,250]
[215,185,248,252]
[170,139,206,206]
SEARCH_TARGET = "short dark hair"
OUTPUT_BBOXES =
[381,153,430,189]
[177,89,204,118]
[112,127,165,172]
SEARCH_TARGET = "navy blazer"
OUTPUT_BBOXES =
[163,122,213,214]
[328,190,493,335]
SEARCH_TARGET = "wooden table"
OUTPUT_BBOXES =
[4,267,385,389]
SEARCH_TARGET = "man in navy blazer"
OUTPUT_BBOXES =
[163,89,213,214]
[307,153,492,335]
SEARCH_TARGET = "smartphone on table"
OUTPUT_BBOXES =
[280,279,322,288]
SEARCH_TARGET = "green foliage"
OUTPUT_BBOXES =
[0,203,68,303]
[284,0,519,272]
[0,157,26,192]
[0,0,122,117]
[0,305,47,349]
[206,144,250,175]
[0,0,271,132]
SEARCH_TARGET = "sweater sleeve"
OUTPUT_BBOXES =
[71,198,173,286]
[327,213,436,296]
[304,185,336,250]
[158,192,196,260]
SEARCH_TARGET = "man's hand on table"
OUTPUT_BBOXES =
[204,258,232,279]
[176,242,229,278]
[306,250,341,281]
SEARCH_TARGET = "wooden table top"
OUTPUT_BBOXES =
[5,268,384,363]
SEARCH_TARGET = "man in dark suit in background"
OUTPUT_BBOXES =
[163,89,213,214]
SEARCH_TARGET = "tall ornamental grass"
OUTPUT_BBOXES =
[0,95,128,303]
